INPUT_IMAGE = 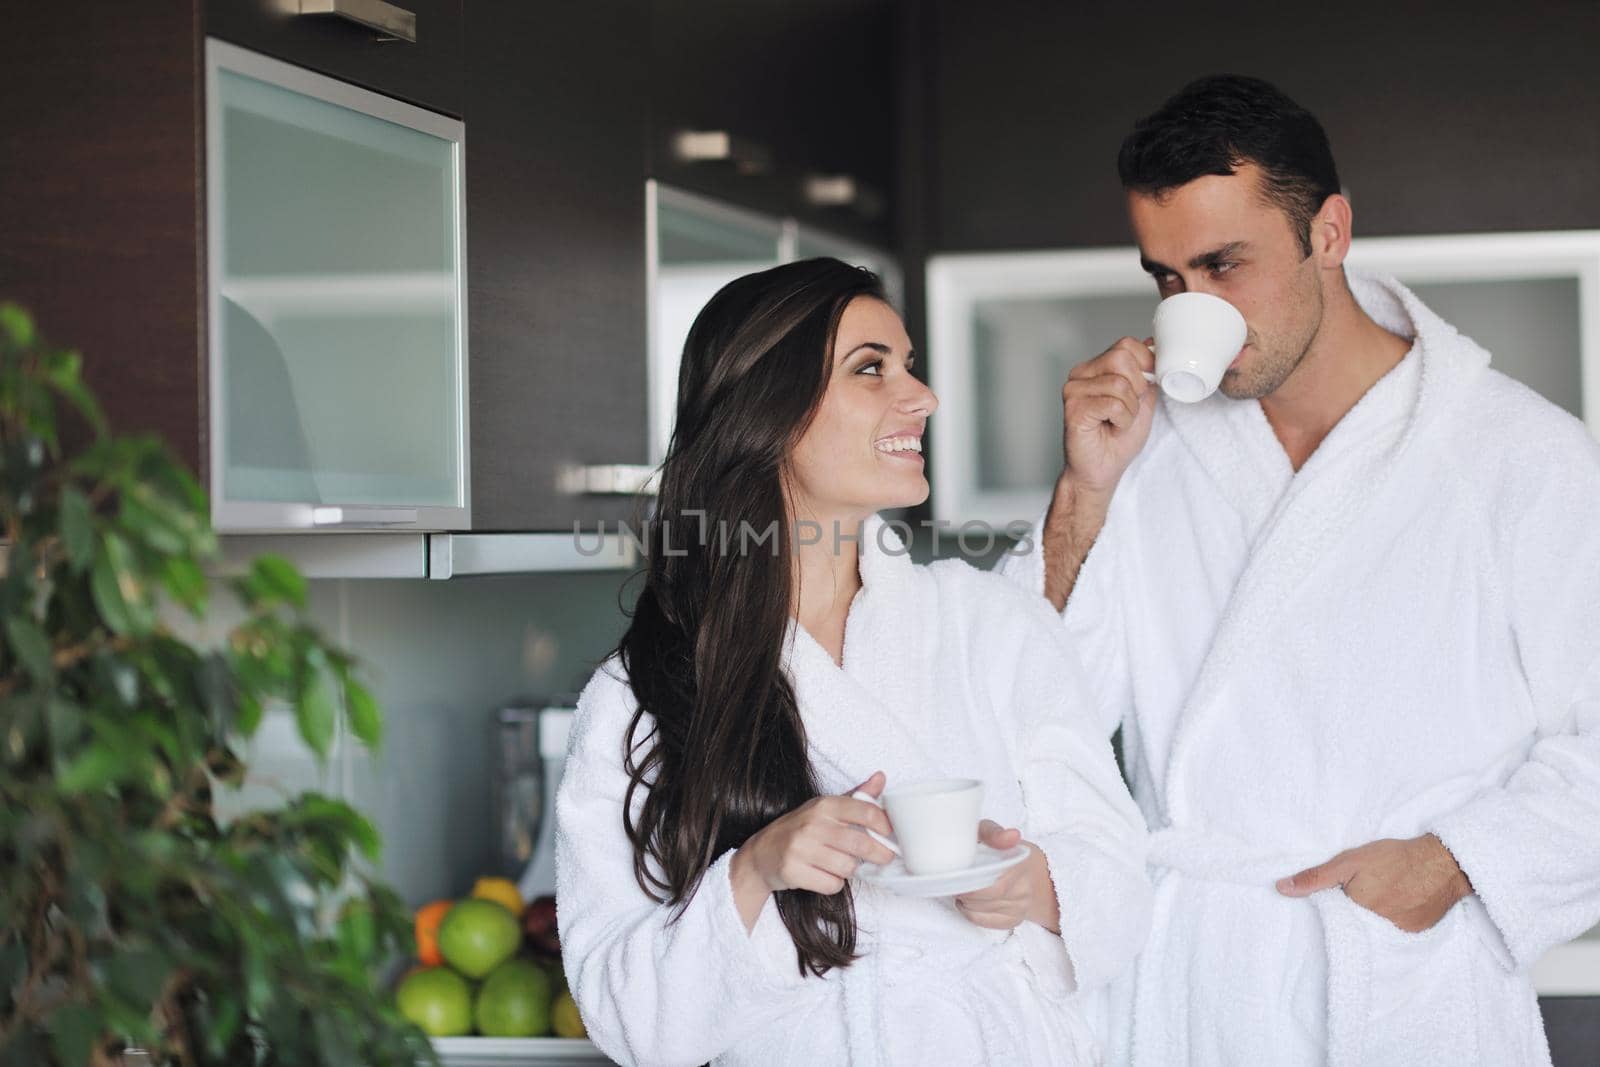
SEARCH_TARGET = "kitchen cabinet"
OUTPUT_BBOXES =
[5,0,901,547]
[647,0,898,250]
[459,0,652,532]
[3,0,652,542]
[206,38,469,532]
[3,2,473,534]
[205,0,463,117]
[924,231,1600,527]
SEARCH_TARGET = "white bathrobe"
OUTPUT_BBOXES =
[555,517,1151,1066]
[997,272,1600,1066]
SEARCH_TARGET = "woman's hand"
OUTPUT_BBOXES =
[729,771,897,930]
[953,821,1060,933]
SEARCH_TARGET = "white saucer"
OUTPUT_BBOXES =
[854,844,1031,898]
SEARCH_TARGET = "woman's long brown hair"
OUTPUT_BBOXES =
[617,258,885,976]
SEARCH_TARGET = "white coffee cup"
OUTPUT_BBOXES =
[851,778,983,876]
[1142,291,1249,403]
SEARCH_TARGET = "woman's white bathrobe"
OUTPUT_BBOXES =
[998,272,1600,1066]
[555,517,1152,1066]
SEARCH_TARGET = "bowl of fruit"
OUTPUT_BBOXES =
[395,878,607,1065]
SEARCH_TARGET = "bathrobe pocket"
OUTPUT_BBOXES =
[1316,890,1479,1065]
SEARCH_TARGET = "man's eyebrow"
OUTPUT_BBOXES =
[1140,241,1250,275]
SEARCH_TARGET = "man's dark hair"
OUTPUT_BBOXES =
[1118,75,1341,258]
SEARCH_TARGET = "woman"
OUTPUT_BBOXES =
[555,258,1150,1065]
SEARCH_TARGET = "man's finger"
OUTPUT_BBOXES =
[1276,854,1352,896]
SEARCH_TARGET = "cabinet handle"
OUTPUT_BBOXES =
[310,506,420,526]
[297,0,417,43]
[559,464,660,497]
[672,130,771,176]
[804,174,885,219]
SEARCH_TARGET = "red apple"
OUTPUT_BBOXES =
[521,894,560,957]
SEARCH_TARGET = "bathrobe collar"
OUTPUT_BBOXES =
[783,515,952,791]
[1159,272,1493,821]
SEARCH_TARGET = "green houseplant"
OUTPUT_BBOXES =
[0,303,437,1066]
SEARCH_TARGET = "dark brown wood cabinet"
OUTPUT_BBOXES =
[2,0,467,501]
[2,0,650,534]
[459,1,652,532]
[205,0,463,118]
[647,0,900,250]
[2,0,903,535]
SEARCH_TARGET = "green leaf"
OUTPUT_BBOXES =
[102,947,173,1011]
[297,666,337,759]
[47,697,86,758]
[3,616,54,682]
[203,989,244,1058]
[43,348,108,436]
[159,553,208,615]
[336,898,378,964]
[343,675,381,749]
[0,301,36,349]
[90,532,155,636]
[57,739,129,794]
[46,1001,103,1067]
[248,553,307,609]
[236,691,264,738]
[59,485,95,574]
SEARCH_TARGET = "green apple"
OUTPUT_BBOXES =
[395,966,472,1037]
[438,898,521,979]
[474,959,552,1038]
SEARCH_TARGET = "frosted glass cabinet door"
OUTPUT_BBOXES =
[648,184,784,462]
[205,40,468,532]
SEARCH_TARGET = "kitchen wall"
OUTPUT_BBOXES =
[914,0,1600,252]
[169,567,636,908]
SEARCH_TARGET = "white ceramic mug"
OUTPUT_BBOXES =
[851,778,983,876]
[1142,291,1249,403]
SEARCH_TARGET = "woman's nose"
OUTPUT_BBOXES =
[898,374,938,417]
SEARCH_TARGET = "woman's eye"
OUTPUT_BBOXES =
[857,360,883,376]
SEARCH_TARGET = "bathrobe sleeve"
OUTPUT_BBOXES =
[969,572,1153,993]
[1428,424,1600,971]
[995,500,1134,740]
[555,660,814,1066]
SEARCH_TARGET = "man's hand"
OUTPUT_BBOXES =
[1061,336,1158,498]
[1039,337,1158,610]
[1275,833,1473,932]
[953,821,1061,934]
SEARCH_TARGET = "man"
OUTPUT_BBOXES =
[996,74,1600,1065]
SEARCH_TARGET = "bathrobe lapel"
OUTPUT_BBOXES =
[1158,274,1492,824]
[784,515,952,794]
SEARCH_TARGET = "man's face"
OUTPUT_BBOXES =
[1127,163,1325,400]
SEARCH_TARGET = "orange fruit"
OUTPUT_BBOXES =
[471,876,524,917]
[414,899,454,967]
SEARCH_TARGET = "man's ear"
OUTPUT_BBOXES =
[1309,193,1353,268]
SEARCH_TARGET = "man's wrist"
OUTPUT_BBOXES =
[1420,833,1474,904]
[1054,472,1114,519]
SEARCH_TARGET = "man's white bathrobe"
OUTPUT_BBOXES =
[998,272,1600,1066]
[555,517,1151,1066]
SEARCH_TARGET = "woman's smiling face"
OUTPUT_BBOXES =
[785,295,938,524]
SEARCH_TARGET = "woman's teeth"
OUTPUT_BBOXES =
[875,436,923,454]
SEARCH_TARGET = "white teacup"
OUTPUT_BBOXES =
[1144,291,1249,403]
[851,778,983,876]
